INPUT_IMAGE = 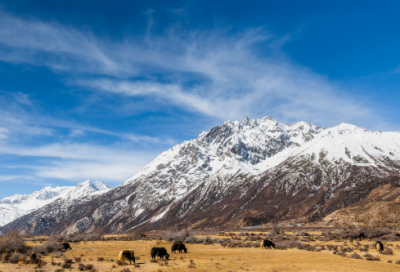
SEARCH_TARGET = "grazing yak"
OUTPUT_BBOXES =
[375,241,384,254]
[118,249,135,264]
[172,241,187,253]
[29,252,37,264]
[260,239,275,249]
[151,247,170,260]
[61,242,71,251]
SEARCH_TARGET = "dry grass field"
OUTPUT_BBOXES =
[0,237,400,272]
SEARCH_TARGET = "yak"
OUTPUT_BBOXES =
[151,247,170,260]
[172,241,187,253]
[118,249,135,264]
[260,239,275,249]
[61,242,71,251]
[375,241,384,254]
[29,252,37,264]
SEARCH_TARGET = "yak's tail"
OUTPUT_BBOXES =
[260,241,263,249]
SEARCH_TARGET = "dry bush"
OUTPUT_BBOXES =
[62,262,72,269]
[52,260,61,266]
[358,244,369,252]
[55,269,64,272]
[79,263,86,271]
[341,247,353,253]
[335,251,346,257]
[150,259,157,263]
[9,252,24,264]
[382,248,394,255]
[396,260,400,265]
[74,256,82,263]
[363,254,380,261]
[116,260,126,266]
[296,242,314,251]
[97,257,104,261]
[0,230,30,257]
[163,230,192,242]
[296,231,309,236]
[326,244,337,251]
[387,260,393,263]
[121,268,131,272]
[36,259,47,268]
[349,253,362,259]
[35,237,63,254]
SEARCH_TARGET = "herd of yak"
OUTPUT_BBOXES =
[25,238,386,266]
[117,239,385,265]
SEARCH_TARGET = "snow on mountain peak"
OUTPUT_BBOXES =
[0,180,111,227]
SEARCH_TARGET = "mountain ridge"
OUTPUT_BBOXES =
[0,180,111,227]
[2,116,400,234]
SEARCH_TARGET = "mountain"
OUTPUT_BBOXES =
[323,183,400,227]
[2,117,400,234]
[0,180,111,227]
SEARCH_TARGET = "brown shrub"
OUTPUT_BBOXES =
[363,254,380,261]
[382,248,394,255]
[74,256,82,263]
[97,257,104,261]
[396,260,400,265]
[116,260,126,266]
[349,253,362,259]
[0,230,30,255]
[62,262,72,269]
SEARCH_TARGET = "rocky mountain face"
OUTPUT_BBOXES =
[323,183,400,227]
[0,180,111,227]
[2,117,400,235]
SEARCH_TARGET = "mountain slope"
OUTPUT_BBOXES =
[2,117,400,234]
[0,180,111,227]
[323,183,400,227]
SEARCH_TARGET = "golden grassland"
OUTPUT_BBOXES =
[0,237,399,272]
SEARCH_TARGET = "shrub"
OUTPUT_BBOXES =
[163,230,192,242]
[363,254,380,261]
[35,237,63,254]
[116,260,126,266]
[55,269,64,272]
[396,260,400,265]
[121,268,131,272]
[0,229,30,255]
[382,248,394,255]
[62,262,72,269]
[97,257,104,261]
[79,263,86,271]
[74,256,82,263]
[349,253,362,259]
[9,252,24,264]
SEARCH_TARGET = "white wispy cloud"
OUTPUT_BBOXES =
[0,142,158,182]
[0,9,384,129]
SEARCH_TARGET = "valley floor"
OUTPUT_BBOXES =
[1,238,400,272]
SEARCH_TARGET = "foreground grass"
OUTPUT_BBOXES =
[1,239,400,272]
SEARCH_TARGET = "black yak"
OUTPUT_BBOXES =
[260,239,275,249]
[375,241,384,254]
[151,247,170,260]
[61,242,71,251]
[118,249,135,264]
[29,252,37,264]
[172,241,187,253]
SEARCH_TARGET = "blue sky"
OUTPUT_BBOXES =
[0,0,399,198]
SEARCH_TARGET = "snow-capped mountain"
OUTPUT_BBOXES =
[0,180,111,227]
[2,116,400,234]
